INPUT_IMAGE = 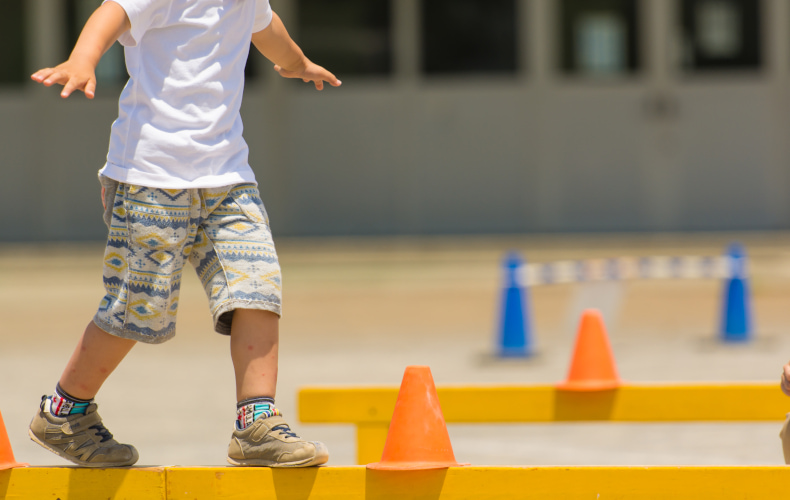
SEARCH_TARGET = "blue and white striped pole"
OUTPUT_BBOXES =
[720,243,752,342]
[497,252,534,357]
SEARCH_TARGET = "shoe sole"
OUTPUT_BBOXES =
[226,454,329,467]
[28,428,138,468]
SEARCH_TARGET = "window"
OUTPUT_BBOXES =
[0,0,27,85]
[66,0,128,86]
[680,0,761,71]
[422,0,518,75]
[297,0,392,76]
[559,0,640,77]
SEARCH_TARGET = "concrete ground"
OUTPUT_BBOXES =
[2,232,790,467]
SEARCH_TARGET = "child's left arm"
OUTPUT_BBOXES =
[782,362,790,396]
[251,12,341,91]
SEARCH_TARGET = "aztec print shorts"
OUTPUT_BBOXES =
[94,176,282,344]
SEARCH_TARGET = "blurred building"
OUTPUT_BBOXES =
[1,0,788,241]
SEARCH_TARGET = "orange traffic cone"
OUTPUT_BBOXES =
[367,366,466,470]
[556,309,623,391]
[0,409,27,470]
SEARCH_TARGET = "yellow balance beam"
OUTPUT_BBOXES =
[5,466,790,500]
[0,466,166,500]
[298,383,789,464]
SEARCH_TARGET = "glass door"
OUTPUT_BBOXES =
[541,0,649,230]
[669,0,783,229]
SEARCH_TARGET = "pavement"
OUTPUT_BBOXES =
[2,232,790,467]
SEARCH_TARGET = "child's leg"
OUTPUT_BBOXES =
[29,319,140,467]
[58,320,136,400]
[190,184,283,404]
[192,184,327,466]
[230,309,279,401]
[226,308,327,467]
[30,182,197,467]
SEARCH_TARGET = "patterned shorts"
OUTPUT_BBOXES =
[94,176,282,344]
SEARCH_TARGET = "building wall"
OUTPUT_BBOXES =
[1,0,788,241]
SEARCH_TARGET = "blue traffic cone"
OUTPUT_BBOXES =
[497,252,534,357]
[721,243,752,342]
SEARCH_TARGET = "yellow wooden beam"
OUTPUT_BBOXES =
[167,466,790,500]
[299,383,789,424]
[6,466,790,499]
[0,466,166,500]
[299,383,789,464]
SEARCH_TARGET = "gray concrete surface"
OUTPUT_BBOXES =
[2,233,790,467]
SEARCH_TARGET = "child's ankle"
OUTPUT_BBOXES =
[236,396,280,430]
[49,383,92,416]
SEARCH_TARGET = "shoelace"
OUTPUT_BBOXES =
[89,423,114,443]
[272,425,299,439]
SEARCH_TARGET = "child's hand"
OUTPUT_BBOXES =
[274,60,341,91]
[31,60,98,99]
[781,362,790,396]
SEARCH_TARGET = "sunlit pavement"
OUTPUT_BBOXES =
[3,232,790,467]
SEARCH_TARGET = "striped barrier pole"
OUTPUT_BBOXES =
[496,244,753,350]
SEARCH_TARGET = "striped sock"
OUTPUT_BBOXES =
[50,383,91,416]
[236,397,281,430]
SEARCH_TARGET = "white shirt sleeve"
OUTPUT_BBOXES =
[103,0,171,46]
[253,0,273,32]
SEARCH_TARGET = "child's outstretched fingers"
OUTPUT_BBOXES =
[31,68,52,84]
[32,68,63,87]
[32,62,97,98]
[62,76,96,99]
[317,73,341,91]
[308,71,341,91]
[273,63,341,90]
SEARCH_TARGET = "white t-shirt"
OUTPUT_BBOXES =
[100,0,273,188]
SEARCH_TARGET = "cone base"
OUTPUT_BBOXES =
[722,333,750,342]
[367,461,468,471]
[0,461,29,470]
[556,380,622,391]
[497,348,532,358]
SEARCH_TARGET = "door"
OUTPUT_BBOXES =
[540,0,653,230]
[536,0,788,231]
[668,0,787,229]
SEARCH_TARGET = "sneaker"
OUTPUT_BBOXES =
[29,396,139,467]
[227,415,328,467]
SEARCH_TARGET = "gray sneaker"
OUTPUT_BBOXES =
[29,396,139,467]
[227,415,328,467]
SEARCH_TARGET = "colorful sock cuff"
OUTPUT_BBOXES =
[51,383,92,416]
[236,397,280,430]
[55,383,92,403]
[236,396,275,409]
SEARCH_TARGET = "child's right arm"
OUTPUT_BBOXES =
[251,12,341,91]
[782,361,790,396]
[31,1,130,99]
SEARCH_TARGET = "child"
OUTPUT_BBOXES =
[28,0,340,467]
